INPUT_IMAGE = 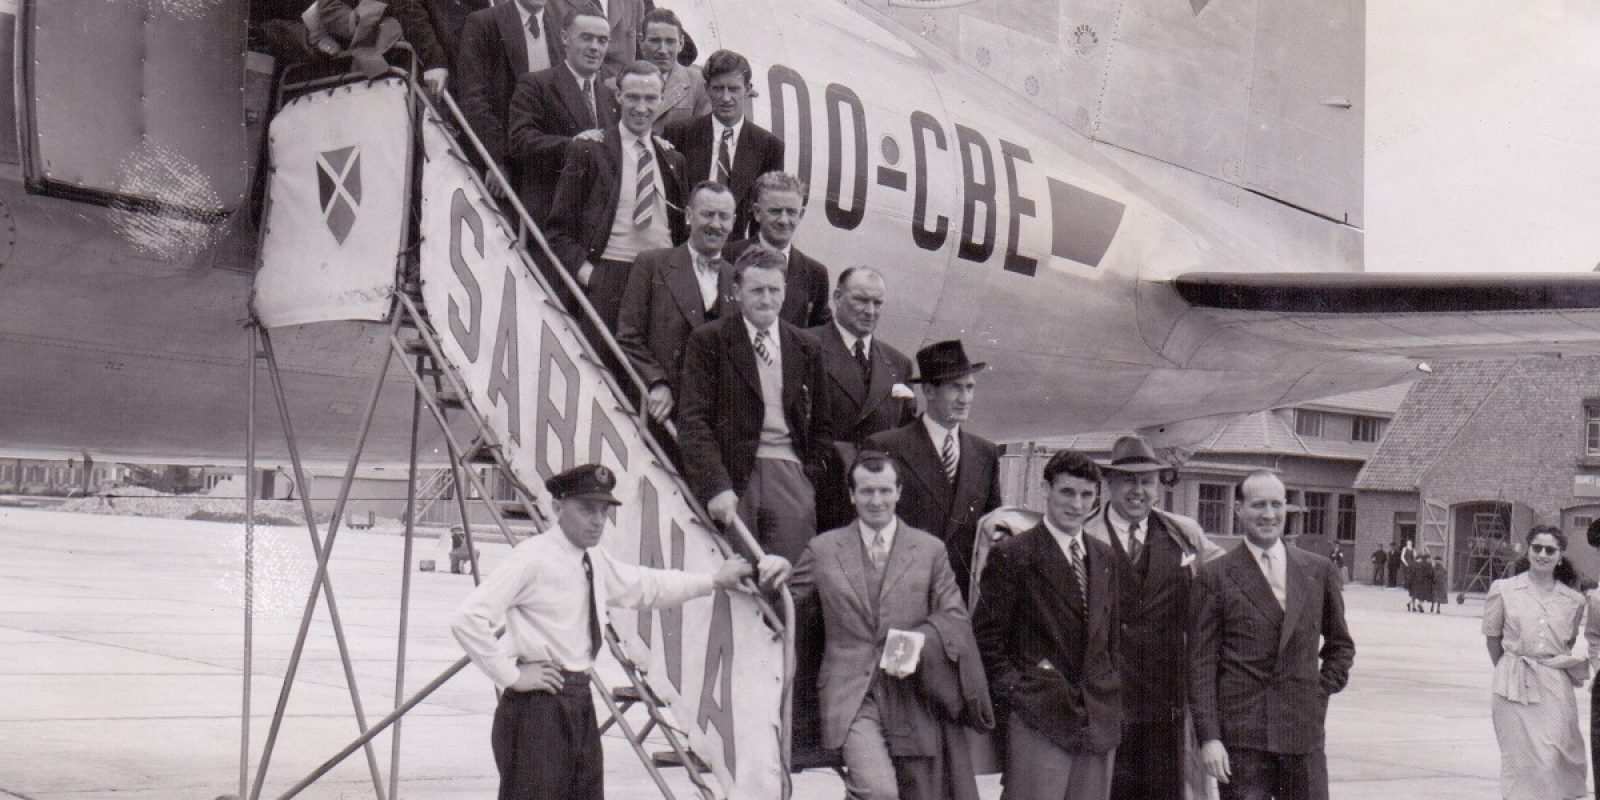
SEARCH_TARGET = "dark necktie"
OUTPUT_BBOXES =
[716,127,733,183]
[582,552,601,658]
[582,77,597,128]
[853,338,870,383]
[1068,537,1087,607]
[1127,520,1142,563]
[526,10,540,39]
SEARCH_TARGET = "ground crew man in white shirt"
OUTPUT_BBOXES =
[452,463,791,800]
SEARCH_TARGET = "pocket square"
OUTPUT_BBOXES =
[890,383,915,400]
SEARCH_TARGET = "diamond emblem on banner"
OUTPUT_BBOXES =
[316,146,363,244]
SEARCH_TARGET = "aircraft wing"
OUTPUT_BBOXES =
[1171,272,1600,360]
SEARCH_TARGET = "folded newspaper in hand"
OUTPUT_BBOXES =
[880,628,926,678]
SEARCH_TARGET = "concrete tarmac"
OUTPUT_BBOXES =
[0,507,1589,799]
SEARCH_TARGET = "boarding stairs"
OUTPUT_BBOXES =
[239,51,794,800]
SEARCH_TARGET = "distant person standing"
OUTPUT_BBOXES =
[1409,554,1432,613]
[1371,545,1387,586]
[1387,545,1402,588]
[1430,557,1447,613]
[1398,539,1416,592]
[1485,524,1587,800]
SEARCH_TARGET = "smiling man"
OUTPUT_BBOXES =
[724,171,831,327]
[677,245,833,563]
[546,59,689,330]
[507,8,617,222]
[665,50,784,240]
[451,463,789,800]
[974,450,1122,800]
[1190,470,1355,800]
[1082,435,1222,800]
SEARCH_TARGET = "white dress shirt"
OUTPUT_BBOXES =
[835,323,871,364]
[922,414,960,468]
[452,526,715,687]
[1108,507,1147,556]
[514,3,552,73]
[1243,537,1289,609]
[600,124,673,263]
[860,516,898,564]
[692,249,721,311]
[709,117,745,182]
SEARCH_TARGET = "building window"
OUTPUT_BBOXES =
[1295,409,1325,438]
[1575,515,1595,538]
[1285,489,1303,536]
[1351,416,1385,443]
[0,464,9,482]
[1336,494,1356,541]
[1198,483,1231,534]
[1304,491,1330,537]
[1588,402,1600,455]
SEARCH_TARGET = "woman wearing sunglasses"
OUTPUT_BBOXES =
[1484,524,1588,800]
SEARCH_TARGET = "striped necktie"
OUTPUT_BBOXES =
[754,327,773,366]
[941,431,957,482]
[581,77,597,128]
[1068,537,1087,606]
[1127,520,1142,563]
[716,126,733,183]
[632,138,659,229]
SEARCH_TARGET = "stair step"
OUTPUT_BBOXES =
[651,750,710,773]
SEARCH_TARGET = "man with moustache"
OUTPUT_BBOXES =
[1082,436,1223,800]
[974,450,1122,800]
[724,172,831,328]
[806,266,917,532]
[507,8,616,223]
[665,50,784,240]
[616,181,737,424]
[451,463,790,800]
[677,246,833,563]
[866,340,1001,600]
[1191,470,1355,800]
[546,59,688,330]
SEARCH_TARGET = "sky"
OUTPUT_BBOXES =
[1366,0,1600,273]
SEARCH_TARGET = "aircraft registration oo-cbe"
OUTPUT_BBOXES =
[6,0,1600,469]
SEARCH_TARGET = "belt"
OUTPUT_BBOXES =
[503,669,593,698]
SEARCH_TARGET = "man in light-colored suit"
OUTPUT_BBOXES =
[1191,470,1355,800]
[638,7,708,135]
[791,452,989,800]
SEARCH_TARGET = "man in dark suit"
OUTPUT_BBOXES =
[615,181,736,424]
[421,0,491,95]
[865,340,1001,600]
[724,172,831,328]
[974,450,1122,800]
[1191,470,1355,800]
[664,50,784,241]
[677,246,832,563]
[546,0,650,84]
[791,452,990,800]
[806,266,916,532]
[546,59,688,330]
[458,0,563,172]
[507,8,615,223]
[1083,436,1224,800]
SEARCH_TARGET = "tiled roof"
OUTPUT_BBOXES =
[1353,361,1516,492]
[1296,383,1412,416]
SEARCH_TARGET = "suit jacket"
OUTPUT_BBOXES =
[865,419,1001,599]
[1082,507,1215,722]
[805,324,917,531]
[665,116,786,240]
[615,244,735,396]
[652,65,710,136]
[677,314,832,506]
[791,521,969,750]
[421,0,490,89]
[1189,541,1355,755]
[545,0,648,84]
[724,238,831,327]
[973,523,1122,755]
[507,64,618,222]
[458,3,564,169]
[545,128,689,274]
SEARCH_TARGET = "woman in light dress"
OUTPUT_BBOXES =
[1484,524,1588,800]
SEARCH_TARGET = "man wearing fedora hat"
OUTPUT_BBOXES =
[1083,436,1223,800]
[452,463,791,800]
[866,339,1002,601]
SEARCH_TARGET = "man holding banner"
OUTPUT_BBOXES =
[452,463,790,800]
